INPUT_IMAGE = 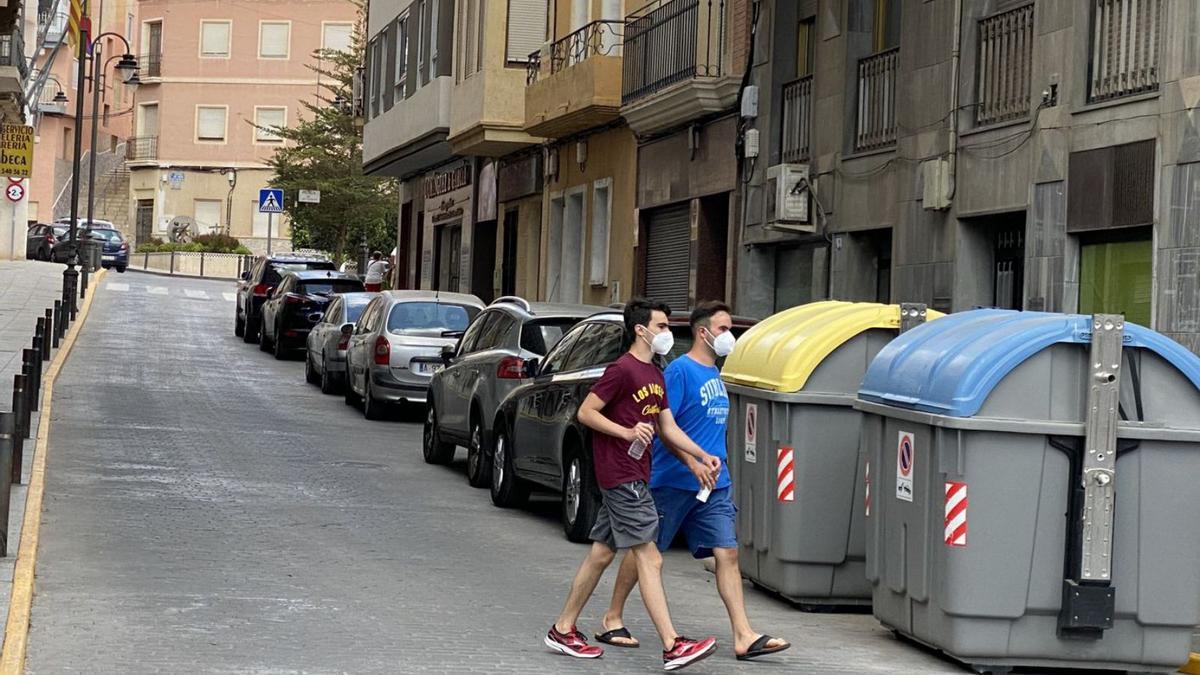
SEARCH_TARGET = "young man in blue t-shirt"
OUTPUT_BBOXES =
[593,302,791,662]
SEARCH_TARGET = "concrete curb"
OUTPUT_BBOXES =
[126,267,238,282]
[0,269,106,674]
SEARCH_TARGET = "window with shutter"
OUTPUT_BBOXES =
[323,23,353,52]
[259,21,291,59]
[255,107,286,142]
[200,21,231,58]
[196,106,227,142]
[507,0,546,63]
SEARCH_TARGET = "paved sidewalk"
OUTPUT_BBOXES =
[0,260,75,653]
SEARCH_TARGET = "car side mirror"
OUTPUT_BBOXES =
[523,358,541,378]
[240,271,250,281]
[341,323,354,336]
[440,344,455,366]
[308,312,324,323]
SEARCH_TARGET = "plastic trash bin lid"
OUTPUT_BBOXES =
[857,309,1200,418]
[722,301,945,393]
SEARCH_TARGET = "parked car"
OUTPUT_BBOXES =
[54,217,116,229]
[487,309,759,542]
[85,227,130,272]
[259,271,365,359]
[47,228,107,264]
[305,291,377,393]
[344,291,483,420]
[26,224,68,261]
[235,255,336,342]
[424,296,607,488]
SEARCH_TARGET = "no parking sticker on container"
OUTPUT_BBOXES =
[744,403,757,464]
[896,431,914,502]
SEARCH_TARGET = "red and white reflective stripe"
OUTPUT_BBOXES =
[864,460,871,517]
[776,447,795,502]
[944,481,967,547]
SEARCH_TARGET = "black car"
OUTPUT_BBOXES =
[259,270,365,359]
[26,224,68,261]
[488,310,759,542]
[235,255,336,342]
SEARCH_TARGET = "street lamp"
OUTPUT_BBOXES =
[62,26,139,310]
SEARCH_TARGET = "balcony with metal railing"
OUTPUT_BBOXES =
[620,0,737,135]
[975,4,1033,126]
[38,8,67,48]
[854,48,898,152]
[1088,0,1161,104]
[524,20,625,139]
[126,136,158,162]
[139,52,163,80]
[781,75,812,163]
[0,25,28,95]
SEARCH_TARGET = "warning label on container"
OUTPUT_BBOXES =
[744,403,757,464]
[896,431,914,502]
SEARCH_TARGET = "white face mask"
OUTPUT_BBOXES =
[706,329,737,357]
[641,328,675,356]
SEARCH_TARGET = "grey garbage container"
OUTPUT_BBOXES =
[721,300,940,607]
[854,309,1200,674]
[79,237,101,272]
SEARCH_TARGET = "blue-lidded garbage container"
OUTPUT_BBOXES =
[854,309,1200,673]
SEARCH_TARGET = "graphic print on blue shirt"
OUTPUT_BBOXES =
[650,354,733,491]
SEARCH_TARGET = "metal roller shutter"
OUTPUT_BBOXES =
[644,203,691,312]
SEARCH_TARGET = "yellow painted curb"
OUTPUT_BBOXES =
[0,269,106,675]
[1181,653,1200,674]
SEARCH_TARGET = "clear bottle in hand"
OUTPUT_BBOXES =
[628,437,647,460]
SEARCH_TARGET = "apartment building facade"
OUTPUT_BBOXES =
[128,0,356,251]
[741,0,1200,354]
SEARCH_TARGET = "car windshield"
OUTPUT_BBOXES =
[520,318,582,356]
[265,260,334,283]
[345,301,369,323]
[387,302,478,337]
[299,280,362,296]
[85,229,123,242]
[51,226,70,237]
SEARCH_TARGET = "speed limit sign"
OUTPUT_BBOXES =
[5,183,24,202]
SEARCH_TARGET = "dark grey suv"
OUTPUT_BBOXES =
[423,297,606,488]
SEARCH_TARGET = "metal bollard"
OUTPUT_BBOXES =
[10,376,23,486]
[23,349,39,413]
[44,308,54,355]
[12,374,26,440]
[35,318,47,362]
[55,299,67,339]
[0,411,13,556]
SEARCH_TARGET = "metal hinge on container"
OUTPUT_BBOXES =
[898,303,928,333]
[1059,314,1123,639]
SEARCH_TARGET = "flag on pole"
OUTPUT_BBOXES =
[67,0,86,53]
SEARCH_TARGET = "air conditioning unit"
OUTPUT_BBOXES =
[765,163,813,232]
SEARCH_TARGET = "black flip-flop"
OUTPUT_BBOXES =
[736,634,791,661]
[594,626,640,648]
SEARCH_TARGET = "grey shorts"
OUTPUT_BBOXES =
[590,480,660,551]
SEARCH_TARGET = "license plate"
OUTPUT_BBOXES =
[101,255,115,261]
[413,361,443,375]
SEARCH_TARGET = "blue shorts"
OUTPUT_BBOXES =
[651,486,738,559]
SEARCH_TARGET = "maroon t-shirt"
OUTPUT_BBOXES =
[587,352,670,490]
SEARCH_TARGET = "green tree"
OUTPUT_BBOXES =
[264,4,395,263]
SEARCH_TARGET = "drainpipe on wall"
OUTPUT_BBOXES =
[946,0,964,202]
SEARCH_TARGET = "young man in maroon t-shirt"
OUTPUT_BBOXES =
[545,298,723,671]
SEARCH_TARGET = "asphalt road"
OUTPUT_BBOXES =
[24,272,966,673]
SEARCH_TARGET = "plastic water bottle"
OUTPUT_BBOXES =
[628,438,647,460]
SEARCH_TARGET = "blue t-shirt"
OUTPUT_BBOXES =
[650,355,732,491]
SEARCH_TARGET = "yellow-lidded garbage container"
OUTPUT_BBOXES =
[722,300,942,607]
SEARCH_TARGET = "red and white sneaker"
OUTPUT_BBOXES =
[545,625,603,659]
[663,635,717,671]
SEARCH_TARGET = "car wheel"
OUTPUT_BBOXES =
[320,356,339,395]
[562,443,601,543]
[116,266,126,273]
[465,412,492,488]
[363,377,388,421]
[305,352,319,384]
[242,317,259,344]
[272,325,288,360]
[422,404,455,465]
[490,420,529,508]
[259,321,273,352]
[234,312,245,338]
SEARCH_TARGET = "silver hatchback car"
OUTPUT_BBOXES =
[424,296,606,488]
[344,291,484,420]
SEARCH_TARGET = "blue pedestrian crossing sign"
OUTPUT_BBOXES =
[258,188,284,213]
